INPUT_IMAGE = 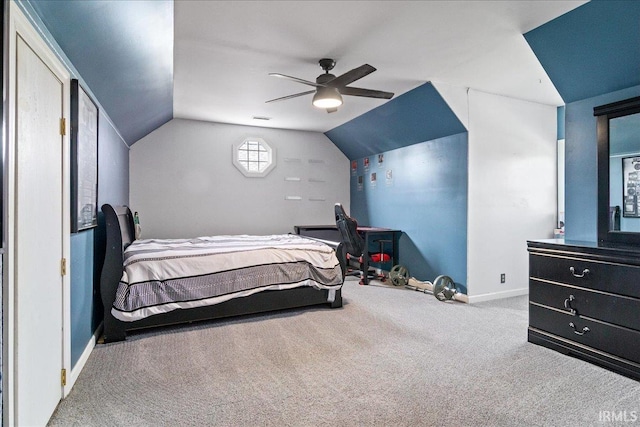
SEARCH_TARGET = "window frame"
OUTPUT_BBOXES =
[232,137,276,177]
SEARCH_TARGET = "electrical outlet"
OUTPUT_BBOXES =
[500,273,506,283]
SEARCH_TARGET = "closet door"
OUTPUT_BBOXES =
[14,30,65,427]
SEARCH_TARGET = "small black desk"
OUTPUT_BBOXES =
[357,227,401,285]
[294,224,401,285]
[293,225,341,242]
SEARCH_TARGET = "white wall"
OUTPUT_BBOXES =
[466,90,556,302]
[130,119,350,238]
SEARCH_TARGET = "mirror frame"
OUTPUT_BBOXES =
[595,95,640,246]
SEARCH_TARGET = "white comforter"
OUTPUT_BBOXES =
[112,234,343,322]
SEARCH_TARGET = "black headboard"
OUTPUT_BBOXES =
[99,204,134,341]
[103,204,135,250]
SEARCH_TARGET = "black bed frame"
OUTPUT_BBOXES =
[99,204,345,342]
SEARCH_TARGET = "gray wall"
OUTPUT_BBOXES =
[130,119,350,238]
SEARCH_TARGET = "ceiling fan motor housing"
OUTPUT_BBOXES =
[317,73,336,85]
[318,58,336,72]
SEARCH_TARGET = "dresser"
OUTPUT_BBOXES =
[528,239,640,380]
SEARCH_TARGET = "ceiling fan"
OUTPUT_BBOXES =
[266,58,394,113]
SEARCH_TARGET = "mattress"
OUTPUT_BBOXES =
[112,234,343,322]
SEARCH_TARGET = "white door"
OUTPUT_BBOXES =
[14,33,65,426]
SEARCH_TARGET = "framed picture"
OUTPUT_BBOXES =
[70,79,99,232]
[622,156,640,218]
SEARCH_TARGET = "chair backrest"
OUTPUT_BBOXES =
[335,203,364,257]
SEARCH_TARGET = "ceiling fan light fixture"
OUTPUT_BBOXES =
[312,87,343,109]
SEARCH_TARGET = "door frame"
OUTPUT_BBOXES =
[4,2,71,425]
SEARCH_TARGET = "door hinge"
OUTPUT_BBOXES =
[61,368,67,386]
[61,258,67,276]
[60,118,66,136]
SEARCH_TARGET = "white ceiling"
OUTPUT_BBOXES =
[173,1,586,134]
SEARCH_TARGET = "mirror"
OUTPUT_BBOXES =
[610,113,640,230]
[595,96,640,245]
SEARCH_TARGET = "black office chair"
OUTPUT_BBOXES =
[334,203,390,285]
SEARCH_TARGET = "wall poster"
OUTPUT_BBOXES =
[622,156,640,218]
[386,169,394,187]
[70,79,99,232]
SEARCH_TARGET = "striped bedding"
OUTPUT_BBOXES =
[112,234,343,322]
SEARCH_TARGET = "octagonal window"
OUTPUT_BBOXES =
[233,138,276,177]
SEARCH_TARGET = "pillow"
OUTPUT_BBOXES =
[134,211,142,240]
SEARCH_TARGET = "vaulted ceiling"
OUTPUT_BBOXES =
[27,0,587,146]
[525,0,640,104]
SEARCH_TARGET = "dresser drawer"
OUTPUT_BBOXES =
[529,279,640,331]
[529,303,640,364]
[530,253,640,298]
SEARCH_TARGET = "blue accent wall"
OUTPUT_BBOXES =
[525,0,640,242]
[326,82,467,160]
[71,115,129,369]
[350,132,468,291]
[525,0,640,104]
[27,0,173,145]
[93,112,130,340]
[329,81,468,291]
[70,232,94,365]
[564,85,640,242]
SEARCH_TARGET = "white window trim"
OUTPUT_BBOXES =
[232,137,276,177]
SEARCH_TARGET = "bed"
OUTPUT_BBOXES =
[99,204,345,342]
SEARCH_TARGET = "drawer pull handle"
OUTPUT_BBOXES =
[569,267,590,278]
[563,295,577,315]
[569,322,590,336]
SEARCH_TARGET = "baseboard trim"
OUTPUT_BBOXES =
[454,293,469,303]
[467,287,528,304]
[65,322,103,396]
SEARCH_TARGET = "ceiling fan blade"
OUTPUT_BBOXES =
[340,86,394,99]
[265,90,315,103]
[269,73,325,88]
[328,64,376,87]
